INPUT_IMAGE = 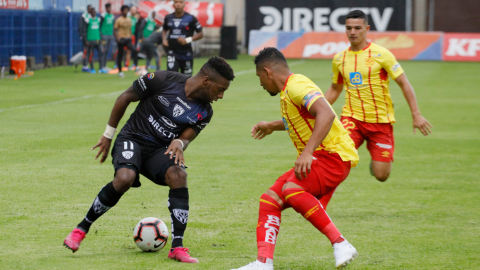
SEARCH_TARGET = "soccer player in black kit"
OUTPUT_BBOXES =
[162,0,204,76]
[64,57,235,263]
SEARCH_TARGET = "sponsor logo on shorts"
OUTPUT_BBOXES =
[173,209,189,224]
[160,116,177,129]
[173,104,185,117]
[158,96,170,107]
[376,143,392,149]
[382,151,390,157]
[176,97,192,110]
[122,151,134,159]
[147,73,154,80]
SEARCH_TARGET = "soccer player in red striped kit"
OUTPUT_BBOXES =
[232,47,359,270]
[325,10,432,182]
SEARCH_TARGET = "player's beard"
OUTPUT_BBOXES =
[268,91,278,97]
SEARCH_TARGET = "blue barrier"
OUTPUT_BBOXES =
[0,9,83,67]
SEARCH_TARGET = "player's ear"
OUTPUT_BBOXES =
[202,75,211,86]
[366,24,370,31]
[265,67,273,79]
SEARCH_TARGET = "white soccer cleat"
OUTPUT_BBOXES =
[118,72,125,78]
[231,260,274,270]
[333,240,358,269]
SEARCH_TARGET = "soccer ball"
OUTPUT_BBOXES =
[133,217,169,252]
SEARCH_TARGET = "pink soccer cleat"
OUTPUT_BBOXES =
[63,228,86,253]
[168,247,199,263]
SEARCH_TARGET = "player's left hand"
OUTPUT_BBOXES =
[165,140,185,166]
[177,37,187,45]
[294,152,313,180]
[413,115,433,136]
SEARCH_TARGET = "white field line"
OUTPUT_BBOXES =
[0,91,123,114]
[0,60,306,114]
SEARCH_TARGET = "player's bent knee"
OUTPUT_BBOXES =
[165,166,188,189]
[113,168,137,193]
[265,189,283,208]
[375,172,390,182]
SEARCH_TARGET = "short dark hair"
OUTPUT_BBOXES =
[346,10,369,24]
[254,47,287,66]
[121,5,130,12]
[201,56,235,81]
[105,3,111,8]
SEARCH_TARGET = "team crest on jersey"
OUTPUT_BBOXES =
[173,209,189,224]
[122,151,134,159]
[147,73,154,80]
[365,57,375,67]
[174,20,180,27]
[173,104,185,117]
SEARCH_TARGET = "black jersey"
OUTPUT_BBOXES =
[121,71,213,146]
[163,12,202,60]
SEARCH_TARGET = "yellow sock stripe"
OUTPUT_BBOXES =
[260,199,280,209]
[304,205,320,219]
[284,191,305,201]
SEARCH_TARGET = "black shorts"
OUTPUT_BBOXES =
[111,132,185,188]
[166,51,193,76]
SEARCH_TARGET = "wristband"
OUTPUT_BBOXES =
[103,124,117,139]
[185,37,193,44]
[173,139,184,149]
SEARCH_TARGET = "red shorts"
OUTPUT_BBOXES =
[269,151,351,203]
[341,116,394,162]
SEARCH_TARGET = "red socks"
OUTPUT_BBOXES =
[256,193,282,262]
[283,188,343,244]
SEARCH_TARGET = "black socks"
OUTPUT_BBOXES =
[168,188,189,248]
[77,182,124,233]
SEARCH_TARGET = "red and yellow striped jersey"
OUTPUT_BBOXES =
[280,74,359,167]
[332,43,404,123]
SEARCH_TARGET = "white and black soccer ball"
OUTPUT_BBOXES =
[133,217,169,252]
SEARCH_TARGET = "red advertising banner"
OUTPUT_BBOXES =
[0,0,28,9]
[443,33,480,62]
[138,1,223,27]
[99,0,124,15]
[249,31,443,61]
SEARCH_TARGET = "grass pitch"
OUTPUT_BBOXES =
[0,55,479,269]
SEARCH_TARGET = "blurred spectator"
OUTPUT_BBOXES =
[84,7,106,74]
[100,3,116,71]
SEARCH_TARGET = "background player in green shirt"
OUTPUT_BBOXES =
[100,3,116,71]
[84,7,106,74]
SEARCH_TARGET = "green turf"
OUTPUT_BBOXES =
[0,55,479,269]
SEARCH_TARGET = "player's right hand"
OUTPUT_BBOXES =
[251,121,274,140]
[163,40,169,47]
[92,136,112,164]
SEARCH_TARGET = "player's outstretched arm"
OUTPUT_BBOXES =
[324,83,344,105]
[92,86,140,163]
[251,120,285,140]
[164,127,198,166]
[394,73,433,136]
[295,98,335,180]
